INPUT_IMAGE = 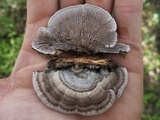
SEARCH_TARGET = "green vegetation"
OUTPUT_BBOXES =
[0,0,26,77]
[142,0,160,119]
[0,0,159,119]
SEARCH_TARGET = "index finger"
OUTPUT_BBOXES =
[114,0,143,41]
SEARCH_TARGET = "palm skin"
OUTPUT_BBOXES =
[0,0,143,120]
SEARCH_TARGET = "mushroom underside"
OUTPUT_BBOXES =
[31,4,129,55]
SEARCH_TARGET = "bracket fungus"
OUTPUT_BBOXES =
[31,4,130,116]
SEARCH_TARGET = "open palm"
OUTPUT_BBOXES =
[0,0,143,120]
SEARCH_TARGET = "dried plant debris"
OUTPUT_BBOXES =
[31,4,130,116]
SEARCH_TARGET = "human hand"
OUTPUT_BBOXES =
[0,0,143,120]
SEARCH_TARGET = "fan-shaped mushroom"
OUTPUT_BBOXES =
[33,65,128,116]
[31,4,130,116]
[31,4,130,55]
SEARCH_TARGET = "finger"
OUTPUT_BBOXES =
[114,0,143,41]
[60,0,84,8]
[23,0,59,51]
[27,0,59,24]
[12,0,59,73]
[85,0,114,13]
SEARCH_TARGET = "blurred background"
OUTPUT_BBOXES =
[0,0,159,119]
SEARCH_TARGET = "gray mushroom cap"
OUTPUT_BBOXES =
[32,66,128,116]
[31,4,130,55]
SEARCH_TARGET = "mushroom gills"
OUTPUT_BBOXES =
[31,4,130,55]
